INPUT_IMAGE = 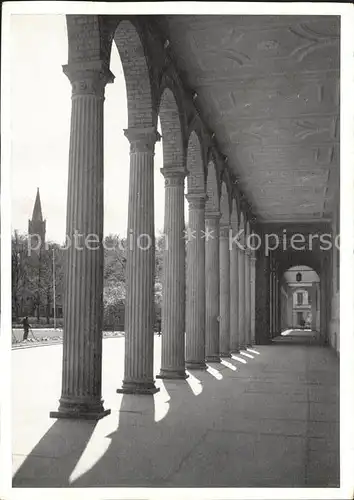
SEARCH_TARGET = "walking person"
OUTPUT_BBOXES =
[22,316,30,341]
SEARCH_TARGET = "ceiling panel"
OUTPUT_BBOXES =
[157,15,340,222]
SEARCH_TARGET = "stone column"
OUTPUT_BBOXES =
[244,249,251,347]
[50,61,114,420]
[230,234,239,353]
[219,225,231,357]
[157,168,187,379]
[275,278,280,335]
[185,193,207,370]
[269,269,274,336]
[117,126,161,395]
[250,254,256,344]
[311,283,317,330]
[274,274,278,335]
[205,212,221,362]
[238,245,246,349]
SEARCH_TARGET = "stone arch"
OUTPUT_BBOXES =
[238,211,246,244]
[186,130,205,194]
[220,182,231,227]
[205,160,219,213]
[157,85,185,170]
[277,250,322,277]
[66,15,112,64]
[284,265,320,282]
[113,20,154,128]
[187,116,207,177]
[230,197,239,231]
[232,186,242,219]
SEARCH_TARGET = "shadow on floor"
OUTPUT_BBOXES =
[13,419,97,487]
[13,336,339,488]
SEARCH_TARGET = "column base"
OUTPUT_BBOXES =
[230,348,240,354]
[239,345,247,350]
[156,369,188,380]
[117,381,160,395]
[220,352,231,358]
[186,361,207,371]
[50,398,110,421]
[206,355,221,363]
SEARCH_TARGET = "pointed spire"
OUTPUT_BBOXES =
[32,187,43,222]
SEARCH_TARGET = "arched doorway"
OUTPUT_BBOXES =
[280,265,321,337]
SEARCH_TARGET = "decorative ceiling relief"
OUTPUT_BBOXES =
[294,117,337,141]
[289,22,339,62]
[314,146,336,165]
[158,15,339,221]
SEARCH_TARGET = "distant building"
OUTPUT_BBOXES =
[280,267,320,331]
[28,187,46,254]
[14,189,63,321]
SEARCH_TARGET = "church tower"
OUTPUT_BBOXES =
[28,188,46,252]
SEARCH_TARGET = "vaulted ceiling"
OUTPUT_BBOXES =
[157,15,340,223]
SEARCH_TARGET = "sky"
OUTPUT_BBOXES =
[10,14,183,243]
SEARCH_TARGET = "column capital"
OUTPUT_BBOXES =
[185,192,207,209]
[124,127,161,154]
[161,167,186,186]
[63,61,115,97]
[205,210,221,221]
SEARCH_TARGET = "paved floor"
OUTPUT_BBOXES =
[12,330,339,488]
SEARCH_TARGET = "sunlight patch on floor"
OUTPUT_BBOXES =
[220,359,237,371]
[240,351,254,359]
[281,329,292,336]
[231,355,247,364]
[154,383,170,422]
[247,348,260,355]
[207,365,223,379]
[68,415,117,484]
[185,372,203,395]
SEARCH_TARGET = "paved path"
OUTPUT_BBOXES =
[12,330,339,488]
[11,328,125,348]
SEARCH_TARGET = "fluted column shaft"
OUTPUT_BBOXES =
[274,277,279,334]
[245,250,252,346]
[50,61,114,420]
[269,270,274,335]
[185,194,207,369]
[251,256,256,344]
[158,168,187,379]
[238,246,246,349]
[117,126,161,395]
[273,273,277,335]
[230,234,239,352]
[205,212,221,362]
[219,226,231,357]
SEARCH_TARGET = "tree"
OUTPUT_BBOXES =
[103,235,126,329]
[12,232,65,322]
[35,243,64,323]
[12,232,30,320]
[12,229,166,327]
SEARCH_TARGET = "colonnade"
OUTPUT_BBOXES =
[50,60,255,420]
